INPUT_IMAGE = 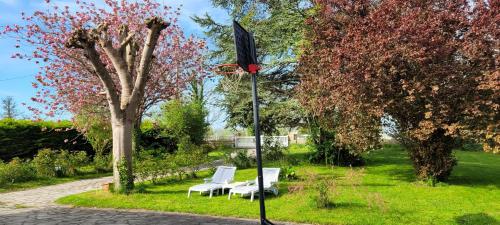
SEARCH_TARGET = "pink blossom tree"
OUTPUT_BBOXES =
[2,0,206,191]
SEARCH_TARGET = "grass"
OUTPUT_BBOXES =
[207,145,231,159]
[57,144,500,225]
[0,166,111,193]
[14,204,29,209]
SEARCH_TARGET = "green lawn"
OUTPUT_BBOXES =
[0,166,111,193]
[57,145,500,225]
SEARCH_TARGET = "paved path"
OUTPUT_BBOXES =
[0,177,300,225]
[0,176,113,208]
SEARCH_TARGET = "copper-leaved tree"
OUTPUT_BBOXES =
[2,0,206,191]
[299,0,498,182]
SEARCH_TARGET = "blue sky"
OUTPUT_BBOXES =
[0,0,229,129]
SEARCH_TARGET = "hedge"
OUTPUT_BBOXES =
[139,122,177,154]
[0,119,93,161]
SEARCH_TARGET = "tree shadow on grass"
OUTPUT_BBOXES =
[448,174,500,189]
[366,145,500,188]
[447,158,500,188]
[384,168,416,183]
[365,162,416,184]
[364,144,410,166]
[365,154,410,166]
[455,213,499,225]
[225,188,293,202]
[362,146,417,183]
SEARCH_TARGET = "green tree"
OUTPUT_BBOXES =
[74,106,112,156]
[193,0,312,134]
[158,99,209,146]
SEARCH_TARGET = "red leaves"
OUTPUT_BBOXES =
[299,0,498,150]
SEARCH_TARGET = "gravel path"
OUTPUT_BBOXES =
[0,176,301,225]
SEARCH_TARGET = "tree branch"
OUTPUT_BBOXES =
[120,33,135,50]
[93,23,134,107]
[129,17,170,110]
[85,48,121,116]
[119,25,137,86]
[126,42,138,76]
[65,28,121,117]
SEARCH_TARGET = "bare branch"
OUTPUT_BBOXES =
[118,25,138,76]
[118,24,129,43]
[129,17,169,109]
[93,23,134,105]
[120,33,135,50]
[66,29,121,117]
[126,42,138,75]
[65,28,94,49]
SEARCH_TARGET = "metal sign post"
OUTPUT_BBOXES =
[232,20,274,225]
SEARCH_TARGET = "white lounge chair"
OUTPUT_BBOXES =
[228,168,280,201]
[188,166,236,198]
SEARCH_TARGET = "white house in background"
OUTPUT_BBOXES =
[205,135,290,148]
[234,136,289,148]
[206,127,312,148]
[287,129,309,144]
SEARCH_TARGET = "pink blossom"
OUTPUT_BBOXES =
[1,0,207,119]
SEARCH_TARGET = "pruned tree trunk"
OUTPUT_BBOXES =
[111,114,134,192]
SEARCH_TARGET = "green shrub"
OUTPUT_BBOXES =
[134,151,167,184]
[279,165,298,181]
[135,183,147,193]
[118,159,134,194]
[177,138,209,176]
[0,158,36,185]
[33,149,89,177]
[168,151,190,180]
[263,138,287,161]
[33,149,57,177]
[0,160,4,185]
[158,99,209,146]
[139,125,177,154]
[0,118,92,161]
[201,143,216,154]
[309,143,365,167]
[308,122,365,167]
[55,150,88,176]
[225,150,255,169]
[93,154,112,173]
[134,137,211,183]
[134,140,210,183]
[313,180,336,208]
[73,106,112,155]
